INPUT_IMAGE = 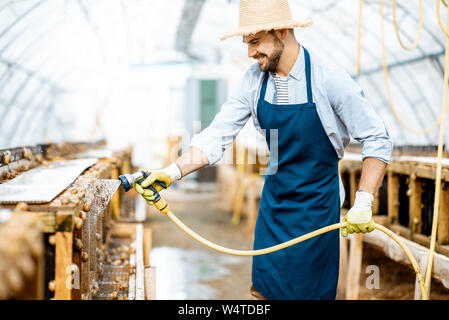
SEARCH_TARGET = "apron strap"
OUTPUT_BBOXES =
[260,71,270,102]
[303,47,313,104]
[259,47,314,104]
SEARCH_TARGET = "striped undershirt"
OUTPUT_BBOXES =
[273,73,289,105]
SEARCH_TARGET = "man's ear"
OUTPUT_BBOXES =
[277,29,289,40]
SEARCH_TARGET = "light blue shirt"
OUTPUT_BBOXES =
[190,46,393,203]
[191,45,392,164]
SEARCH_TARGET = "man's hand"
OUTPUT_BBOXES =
[341,191,375,237]
[134,163,182,205]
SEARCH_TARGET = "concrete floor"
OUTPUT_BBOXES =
[145,184,255,300]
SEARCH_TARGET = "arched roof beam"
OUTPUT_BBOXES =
[175,0,206,53]
[0,0,46,40]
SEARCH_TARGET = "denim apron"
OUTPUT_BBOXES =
[252,48,340,300]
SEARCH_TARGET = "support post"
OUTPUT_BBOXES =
[409,174,423,235]
[438,182,449,245]
[388,172,400,224]
[55,247,72,300]
[54,212,74,300]
[345,234,364,300]
[338,235,349,299]
[144,266,156,300]
[349,169,360,207]
[143,227,152,267]
[246,176,258,232]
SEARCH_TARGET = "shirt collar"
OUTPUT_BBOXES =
[269,43,304,81]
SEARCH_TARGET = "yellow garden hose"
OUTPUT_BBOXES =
[393,0,423,51]
[380,0,446,135]
[438,0,449,38]
[151,196,428,299]
[423,0,449,296]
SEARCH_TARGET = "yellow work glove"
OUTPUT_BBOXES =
[341,191,375,237]
[134,163,182,205]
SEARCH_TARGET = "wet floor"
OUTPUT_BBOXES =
[145,184,255,300]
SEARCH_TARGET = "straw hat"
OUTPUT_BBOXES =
[221,0,313,41]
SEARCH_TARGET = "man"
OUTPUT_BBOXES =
[135,0,392,300]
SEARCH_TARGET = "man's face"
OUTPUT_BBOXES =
[243,31,285,73]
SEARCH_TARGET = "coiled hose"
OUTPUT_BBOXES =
[152,197,428,300]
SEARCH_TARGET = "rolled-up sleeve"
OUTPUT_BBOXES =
[190,72,252,165]
[326,68,393,164]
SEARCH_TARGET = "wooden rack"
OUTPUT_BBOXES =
[0,143,139,300]
[339,152,449,299]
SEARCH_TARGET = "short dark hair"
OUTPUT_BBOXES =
[269,28,294,36]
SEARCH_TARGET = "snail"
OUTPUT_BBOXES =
[22,148,32,160]
[120,251,128,260]
[81,251,89,262]
[113,259,122,266]
[35,154,43,163]
[78,210,87,221]
[119,283,129,290]
[8,170,16,179]
[118,245,128,252]
[2,151,11,164]
[95,233,102,241]
[91,282,99,296]
[48,280,55,292]
[51,199,62,206]
[70,196,79,205]
[83,201,92,212]
[406,189,412,197]
[0,170,7,180]
[98,263,104,275]
[48,235,56,246]
[74,238,83,251]
[74,217,83,230]
[15,202,28,211]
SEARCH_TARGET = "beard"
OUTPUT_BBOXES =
[255,35,285,73]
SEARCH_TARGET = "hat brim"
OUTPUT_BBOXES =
[220,19,313,41]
